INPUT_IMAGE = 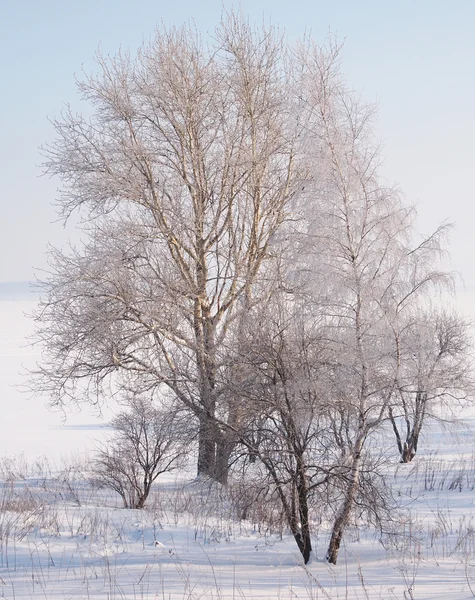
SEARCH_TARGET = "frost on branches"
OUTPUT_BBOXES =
[31,13,473,565]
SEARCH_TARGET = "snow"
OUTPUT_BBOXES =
[0,299,113,461]
[2,298,475,598]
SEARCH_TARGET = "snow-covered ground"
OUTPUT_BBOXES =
[2,453,475,599]
[3,293,475,599]
[0,294,112,461]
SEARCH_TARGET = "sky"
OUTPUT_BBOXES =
[1,0,475,313]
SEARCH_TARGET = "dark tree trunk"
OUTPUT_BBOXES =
[401,431,419,463]
[197,414,217,478]
[264,458,313,564]
[287,462,312,564]
[135,491,148,509]
[295,472,312,564]
[288,493,312,564]
[401,442,415,463]
[388,407,403,457]
[400,392,425,462]
[293,530,312,564]
[135,478,152,509]
[214,436,234,485]
[390,391,427,463]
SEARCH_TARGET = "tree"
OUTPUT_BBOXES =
[30,13,471,565]
[33,14,303,482]
[389,310,473,462]
[229,297,333,564]
[222,256,396,566]
[92,397,184,509]
[283,40,459,564]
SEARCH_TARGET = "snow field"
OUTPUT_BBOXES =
[1,447,475,599]
[3,299,475,598]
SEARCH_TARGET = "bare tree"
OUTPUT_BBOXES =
[287,41,459,565]
[223,280,395,565]
[389,311,473,462]
[92,397,184,509]
[33,14,303,482]
[29,12,471,565]
[229,298,333,564]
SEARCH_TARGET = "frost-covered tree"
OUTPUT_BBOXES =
[280,41,462,564]
[30,13,471,566]
[389,311,473,463]
[33,14,304,482]
[227,296,334,564]
[92,397,184,509]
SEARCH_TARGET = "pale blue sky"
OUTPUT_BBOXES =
[2,0,475,313]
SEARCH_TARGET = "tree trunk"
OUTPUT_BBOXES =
[286,489,312,564]
[388,407,403,457]
[287,462,312,564]
[263,458,313,564]
[390,391,427,463]
[214,436,234,485]
[326,439,363,565]
[197,414,217,478]
[135,491,148,509]
[293,529,312,564]
[135,479,152,509]
[400,392,425,462]
[401,442,415,463]
[401,430,419,463]
[295,471,312,564]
